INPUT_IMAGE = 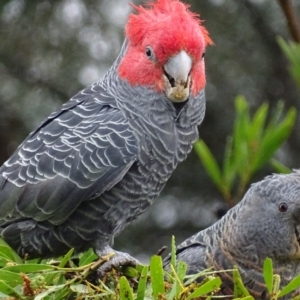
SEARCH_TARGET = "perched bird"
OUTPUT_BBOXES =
[164,172,300,299]
[0,0,212,273]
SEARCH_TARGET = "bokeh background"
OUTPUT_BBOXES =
[0,0,300,262]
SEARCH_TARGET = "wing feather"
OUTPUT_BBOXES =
[0,85,138,226]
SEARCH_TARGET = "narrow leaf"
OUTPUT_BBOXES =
[169,261,187,298]
[34,284,66,300]
[58,248,74,268]
[120,266,139,278]
[150,255,165,299]
[3,264,55,273]
[263,258,273,294]
[0,239,23,264]
[177,261,187,283]
[70,284,89,294]
[136,266,148,300]
[79,248,97,266]
[270,159,291,174]
[171,235,176,271]
[119,276,134,300]
[278,274,300,297]
[249,103,268,142]
[233,267,250,297]
[0,280,24,298]
[186,276,222,299]
[0,270,22,285]
[252,107,296,172]
[222,136,236,193]
[194,140,223,190]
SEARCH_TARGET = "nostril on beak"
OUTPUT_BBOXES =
[184,75,190,88]
[164,70,175,87]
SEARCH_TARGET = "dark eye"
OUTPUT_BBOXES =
[202,52,205,59]
[145,46,154,59]
[279,202,288,212]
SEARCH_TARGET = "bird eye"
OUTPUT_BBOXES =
[202,52,205,59]
[145,46,155,60]
[279,202,288,212]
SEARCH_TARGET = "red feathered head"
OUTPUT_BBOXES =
[118,0,213,99]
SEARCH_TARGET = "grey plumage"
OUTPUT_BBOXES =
[0,21,206,269]
[164,172,300,299]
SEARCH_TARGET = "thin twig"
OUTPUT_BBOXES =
[277,0,300,43]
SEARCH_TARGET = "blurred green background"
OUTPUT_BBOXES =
[0,0,300,263]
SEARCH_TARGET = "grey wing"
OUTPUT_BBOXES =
[0,83,138,226]
[164,231,208,274]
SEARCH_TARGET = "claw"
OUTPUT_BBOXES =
[96,247,140,278]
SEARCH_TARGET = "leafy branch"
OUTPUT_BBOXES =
[194,96,296,206]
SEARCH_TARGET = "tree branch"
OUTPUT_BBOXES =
[277,0,300,43]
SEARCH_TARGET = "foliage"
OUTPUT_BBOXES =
[1,236,300,299]
[194,96,296,206]
[0,236,222,299]
[278,37,300,86]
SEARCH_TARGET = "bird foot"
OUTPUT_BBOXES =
[96,247,140,277]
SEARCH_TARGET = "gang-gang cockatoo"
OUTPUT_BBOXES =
[0,0,212,273]
[164,172,300,299]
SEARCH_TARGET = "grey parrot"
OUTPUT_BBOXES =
[164,172,300,299]
[0,0,212,272]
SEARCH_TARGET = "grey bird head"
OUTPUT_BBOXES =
[231,171,300,263]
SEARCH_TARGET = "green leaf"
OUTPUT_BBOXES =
[136,265,148,300]
[233,96,251,178]
[51,286,71,300]
[273,274,281,295]
[171,235,176,272]
[43,270,64,286]
[176,261,187,283]
[252,107,296,172]
[34,284,66,300]
[0,238,23,264]
[150,255,165,299]
[79,248,97,266]
[278,37,300,83]
[0,270,22,285]
[58,248,74,268]
[233,267,250,298]
[2,264,55,273]
[119,276,134,300]
[270,158,292,174]
[168,261,187,298]
[278,273,300,297]
[120,266,139,278]
[194,140,223,190]
[263,258,273,294]
[70,284,89,294]
[184,268,213,286]
[186,276,222,299]
[168,281,179,299]
[248,103,268,142]
[222,136,236,193]
[0,280,24,298]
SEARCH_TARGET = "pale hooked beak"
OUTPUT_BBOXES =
[163,50,192,103]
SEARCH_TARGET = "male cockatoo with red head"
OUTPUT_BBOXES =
[0,0,212,274]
